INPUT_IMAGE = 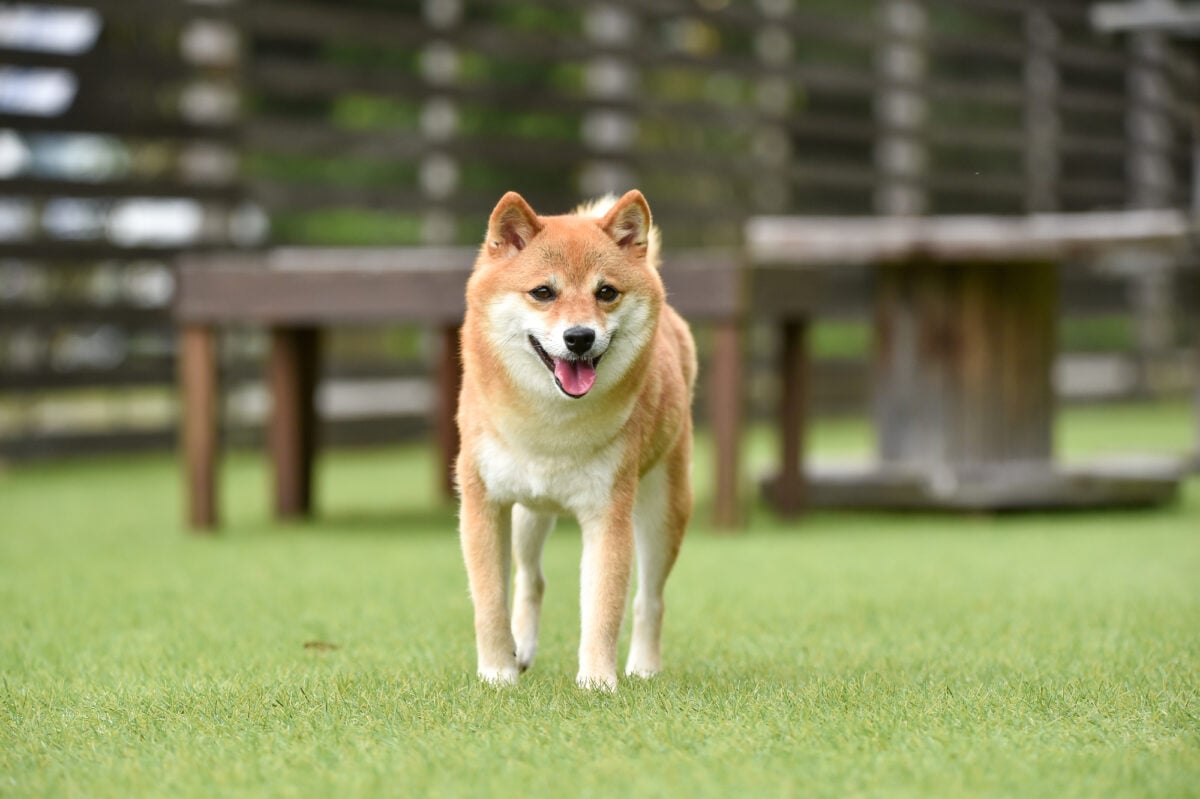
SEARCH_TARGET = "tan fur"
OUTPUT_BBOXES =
[456,190,696,690]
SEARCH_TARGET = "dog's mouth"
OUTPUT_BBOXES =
[529,335,603,398]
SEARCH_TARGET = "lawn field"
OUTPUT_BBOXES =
[2,402,1198,798]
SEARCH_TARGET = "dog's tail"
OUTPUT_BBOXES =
[575,194,662,270]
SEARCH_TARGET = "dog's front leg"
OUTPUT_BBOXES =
[577,500,635,691]
[460,483,517,685]
[512,504,555,673]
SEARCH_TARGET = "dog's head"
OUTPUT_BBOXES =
[467,189,664,401]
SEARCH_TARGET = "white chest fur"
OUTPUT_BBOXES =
[473,430,624,519]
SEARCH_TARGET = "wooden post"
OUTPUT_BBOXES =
[765,318,808,515]
[580,3,639,197]
[874,0,928,217]
[179,325,219,532]
[1127,31,1175,395]
[1023,8,1059,212]
[419,0,462,246]
[268,326,320,519]
[709,319,741,529]
[434,324,462,498]
[753,2,793,213]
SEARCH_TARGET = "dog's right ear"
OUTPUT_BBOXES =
[485,192,542,260]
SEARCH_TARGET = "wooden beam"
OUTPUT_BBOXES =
[179,326,219,532]
[746,210,1193,267]
[764,318,809,515]
[1091,0,1200,35]
[269,327,320,520]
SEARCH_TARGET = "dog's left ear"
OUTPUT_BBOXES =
[600,190,652,256]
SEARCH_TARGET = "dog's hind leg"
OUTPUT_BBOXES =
[511,504,555,672]
[626,442,690,679]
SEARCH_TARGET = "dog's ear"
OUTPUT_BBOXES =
[485,192,542,260]
[599,190,651,255]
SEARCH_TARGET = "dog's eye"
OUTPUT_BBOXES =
[596,285,619,302]
[529,286,555,301]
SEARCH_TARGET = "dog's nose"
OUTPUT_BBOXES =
[563,326,595,355]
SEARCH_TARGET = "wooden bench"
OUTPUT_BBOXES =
[746,209,1198,511]
[174,247,758,530]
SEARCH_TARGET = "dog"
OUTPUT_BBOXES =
[455,189,696,691]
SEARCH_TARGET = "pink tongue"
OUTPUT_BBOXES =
[553,358,597,396]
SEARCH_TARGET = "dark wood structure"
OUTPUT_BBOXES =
[174,248,753,529]
[747,210,1195,510]
[6,0,1200,460]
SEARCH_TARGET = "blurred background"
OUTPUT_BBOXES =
[0,0,1196,461]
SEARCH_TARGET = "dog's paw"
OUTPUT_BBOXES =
[478,666,519,686]
[624,664,660,680]
[575,671,618,692]
[624,648,661,679]
[515,641,537,673]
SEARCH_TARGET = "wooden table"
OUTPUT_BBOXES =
[746,210,1195,511]
[174,247,749,530]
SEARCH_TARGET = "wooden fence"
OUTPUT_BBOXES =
[1,0,1197,458]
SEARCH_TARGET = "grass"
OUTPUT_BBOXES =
[2,402,1199,798]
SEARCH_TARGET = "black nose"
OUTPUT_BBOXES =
[563,326,595,355]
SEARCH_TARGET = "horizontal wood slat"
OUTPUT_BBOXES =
[746,211,1196,267]
[175,248,747,323]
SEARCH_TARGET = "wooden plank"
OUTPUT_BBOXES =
[804,460,1182,510]
[268,327,320,519]
[247,0,427,46]
[2,364,175,391]
[175,261,472,324]
[248,62,760,130]
[957,263,1000,463]
[0,178,241,201]
[32,0,234,21]
[662,252,743,319]
[746,211,1193,267]
[615,0,881,45]
[0,47,203,78]
[0,113,237,141]
[875,259,1057,467]
[1005,261,1056,460]
[875,262,958,466]
[0,305,168,328]
[925,0,1088,22]
[1091,1,1200,34]
[179,325,219,531]
[708,319,742,529]
[0,428,174,460]
[0,242,225,260]
[175,248,743,323]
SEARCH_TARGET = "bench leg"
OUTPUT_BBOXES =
[179,325,219,532]
[269,326,320,520]
[709,318,742,529]
[767,318,808,515]
[435,324,463,499]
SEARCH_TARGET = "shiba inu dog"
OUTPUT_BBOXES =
[456,189,696,691]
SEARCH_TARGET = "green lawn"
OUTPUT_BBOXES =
[2,403,1199,798]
